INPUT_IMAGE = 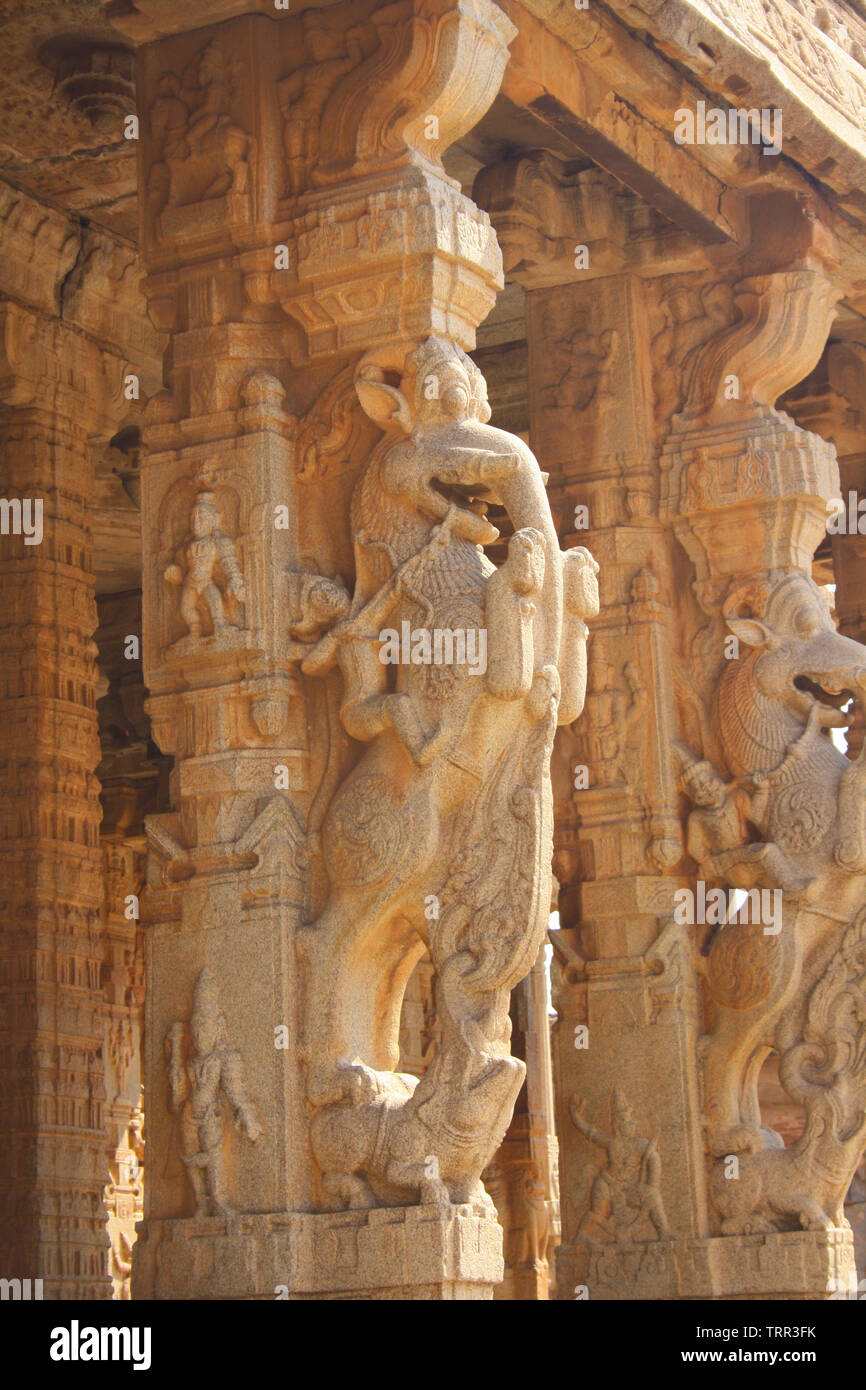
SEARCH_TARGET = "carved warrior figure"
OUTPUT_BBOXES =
[166,969,262,1221]
[679,571,866,1232]
[278,22,366,198]
[569,1091,669,1247]
[164,490,245,639]
[541,327,619,415]
[147,41,251,218]
[519,1164,551,1268]
[579,649,645,786]
[290,337,599,1211]
[676,747,809,895]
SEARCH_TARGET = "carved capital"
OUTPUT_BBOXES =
[0,301,131,433]
[474,155,627,288]
[270,174,503,357]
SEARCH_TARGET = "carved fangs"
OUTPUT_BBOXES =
[793,674,855,711]
[431,477,491,516]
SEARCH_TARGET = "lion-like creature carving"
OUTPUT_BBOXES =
[290,336,598,1211]
[680,570,866,1234]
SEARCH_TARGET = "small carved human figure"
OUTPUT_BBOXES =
[519,1165,551,1268]
[542,327,619,414]
[166,969,262,1222]
[677,750,809,894]
[486,528,545,700]
[165,491,245,639]
[295,509,473,767]
[147,73,189,215]
[147,43,250,217]
[184,42,249,198]
[580,650,645,785]
[279,24,366,197]
[569,1090,670,1248]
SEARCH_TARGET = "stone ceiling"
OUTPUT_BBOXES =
[0,0,139,235]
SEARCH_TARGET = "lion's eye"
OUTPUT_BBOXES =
[794,607,819,635]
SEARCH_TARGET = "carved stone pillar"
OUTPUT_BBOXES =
[480,157,859,1297]
[826,346,866,665]
[656,204,866,1299]
[483,948,559,1299]
[0,305,128,1298]
[130,1,594,1301]
[477,155,708,1299]
[95,587,169,1297]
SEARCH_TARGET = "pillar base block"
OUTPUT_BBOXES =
[133,1205,504,1300]
[557,1228,855,1300]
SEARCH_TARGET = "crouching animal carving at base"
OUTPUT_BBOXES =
[679,571,866,1233]
[710,906,866,1234]
[290,337,599,1210]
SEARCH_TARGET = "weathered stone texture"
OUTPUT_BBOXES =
[4,0,866,1303]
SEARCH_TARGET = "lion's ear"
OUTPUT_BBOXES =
[355,375,412,433]
[726,618,776,648]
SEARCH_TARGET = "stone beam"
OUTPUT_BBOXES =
[498,0,756,246]
[605,0,866,198]
[497,0,866,304]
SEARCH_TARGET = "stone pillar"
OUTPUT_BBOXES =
[776,341,866,1280]
[0,310,123,1298]
[655,200,864,1299]
[0,183,161,1298]
[477,154,709,1299]
[826,345,866,662]
[480,158,860,1298]
[96,587,170,1297]
[484,948,559,1299]
[130,1,593,1301]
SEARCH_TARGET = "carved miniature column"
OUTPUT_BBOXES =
[129,1,595,1300]
[483,949,559,1299]
[0,306,129,1298]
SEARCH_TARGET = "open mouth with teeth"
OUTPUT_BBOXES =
[793,674,856,725]
[431,477,493,519]
[430,477,518,561]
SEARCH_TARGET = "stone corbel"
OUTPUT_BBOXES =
[313,0,517,184]
[675,270,841,431]
[256,0,519,357]
[659,256,842,592]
